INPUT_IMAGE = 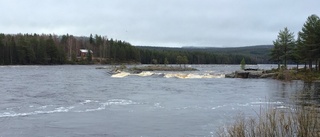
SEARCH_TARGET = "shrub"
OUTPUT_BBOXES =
[217,106,320,137]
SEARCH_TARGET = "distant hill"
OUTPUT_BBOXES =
[182,45,272,55]
[136,45,273,64]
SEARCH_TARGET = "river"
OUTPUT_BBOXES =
[0,65,317,137]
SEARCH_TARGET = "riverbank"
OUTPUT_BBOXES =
[225,68,320,81]
[217,105,320,137]
[277,69,320,82]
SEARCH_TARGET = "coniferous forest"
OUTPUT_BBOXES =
[0,33,265,65]
[0,34,141,65]
[270,14,320,71]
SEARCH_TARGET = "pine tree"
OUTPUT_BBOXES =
[89,34,94,45]
[46,37,58,64]
[270,40,283,69]
[299,14,320,70]
[271,27,295,69]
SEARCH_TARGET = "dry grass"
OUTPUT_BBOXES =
[276,69,320,82]
[217,106,320,137]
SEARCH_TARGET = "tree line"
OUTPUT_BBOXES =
[0,34,66,64]
[0,33,141,65]
[0,33,260,65]
[270,14,320,71]
[139,48,257,64]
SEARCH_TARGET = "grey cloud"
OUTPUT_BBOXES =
[0,0,319,47]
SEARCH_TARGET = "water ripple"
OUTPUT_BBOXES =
[0,99,137,118]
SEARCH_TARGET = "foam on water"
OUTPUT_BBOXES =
[111,70,225,79]
[154,103,164,108]
[164,73,225,79]
[0,106,75,118]
[111,72,130,78]
[0,99,137,118]
[133,71,154,77]
[80,99,96,105]
[250,101,283,105]
[77,99,139,112]
[211,101,287,110]
[212,105,226,110]
[38,105,48,109]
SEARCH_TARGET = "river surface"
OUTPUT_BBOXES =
[0,65,317,137]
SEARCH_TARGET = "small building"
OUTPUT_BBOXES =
[79,49,93,58]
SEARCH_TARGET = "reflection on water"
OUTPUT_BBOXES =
[293,81,320,106]
[266,80,320,109]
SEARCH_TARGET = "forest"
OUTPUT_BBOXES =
[0,34,140,65]
[0,33,270,65]
[270,14,320,71]
[137,45,272,64]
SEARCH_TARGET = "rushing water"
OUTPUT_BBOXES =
[0,65,317,137]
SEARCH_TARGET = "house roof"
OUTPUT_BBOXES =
[80,49,93,53]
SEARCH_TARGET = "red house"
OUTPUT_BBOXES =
[79,49,93,58]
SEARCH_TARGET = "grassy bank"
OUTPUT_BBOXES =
[270,68,320,82]
[217,106,320,137]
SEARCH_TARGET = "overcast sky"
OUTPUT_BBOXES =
[0,0,319,47]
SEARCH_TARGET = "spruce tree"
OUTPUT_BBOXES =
[298,14,320,70]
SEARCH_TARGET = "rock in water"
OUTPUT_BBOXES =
[225,73,235,78]
[235,70,249,78]
[234,70,263,78]
[248,71,263,78]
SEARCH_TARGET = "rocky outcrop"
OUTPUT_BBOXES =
[226,70,275,79]
[235,70,250,78]
[247,71,263,78]
[260,73,277,78]
[225,73,236,78]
